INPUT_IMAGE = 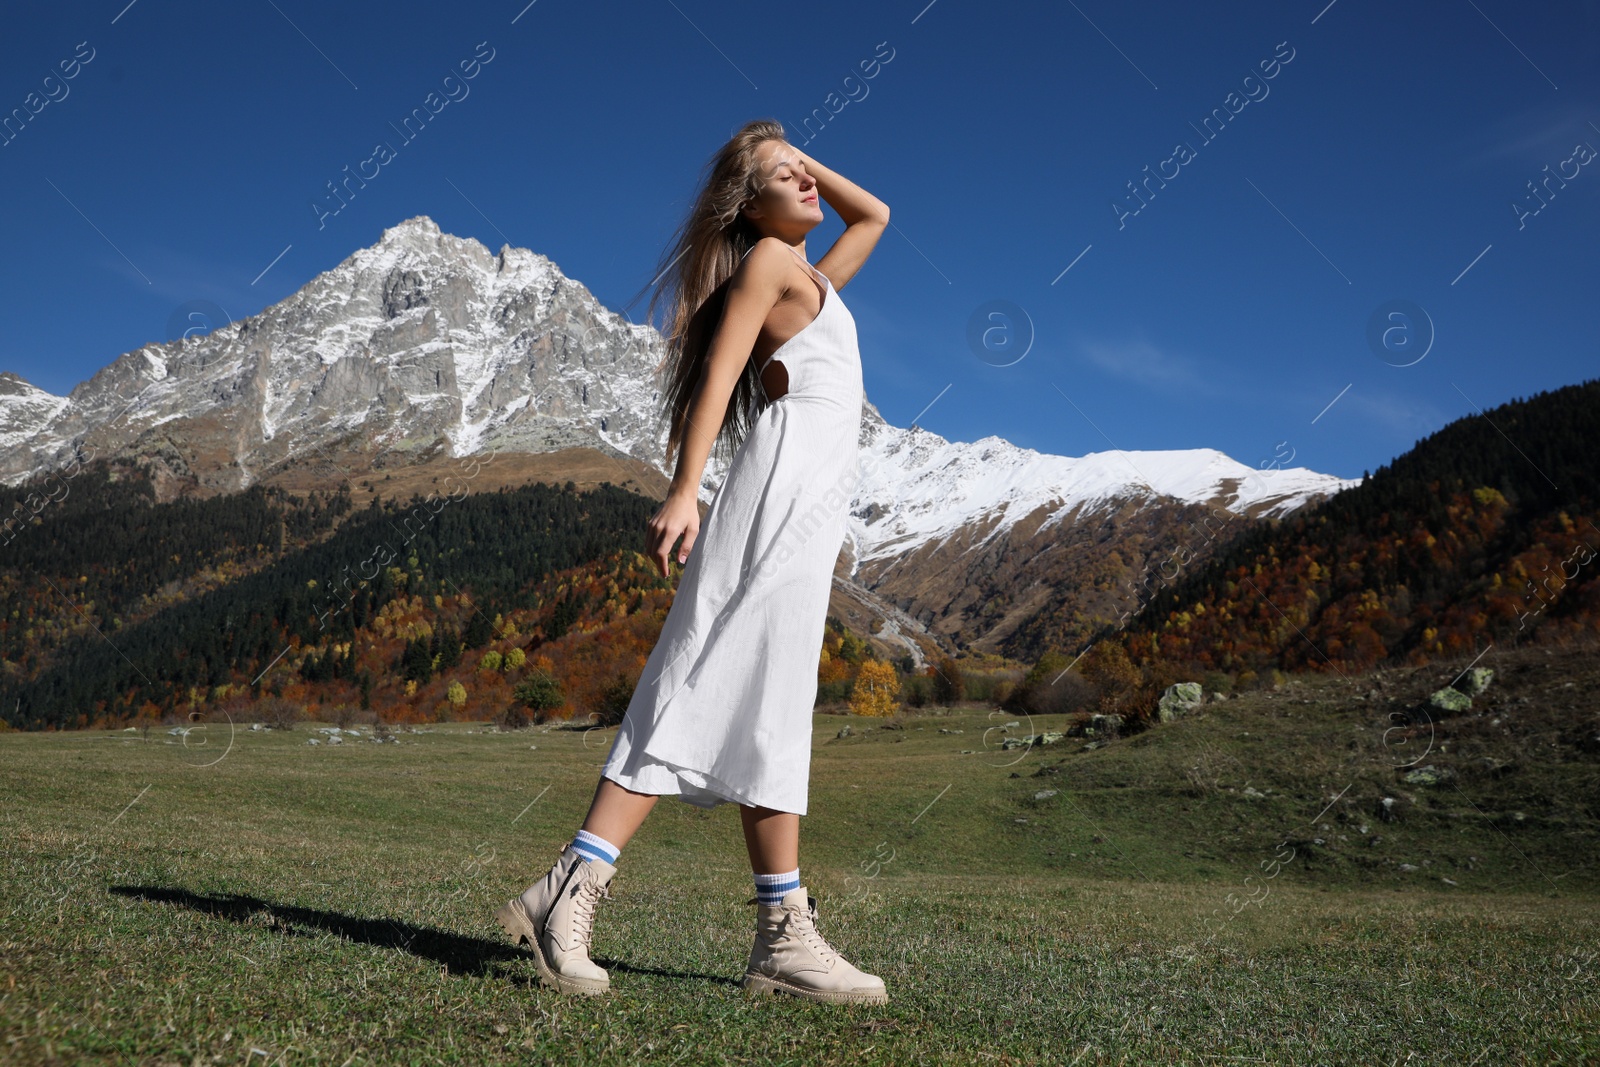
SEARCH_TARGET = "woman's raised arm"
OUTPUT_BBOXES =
[783,148,889,290]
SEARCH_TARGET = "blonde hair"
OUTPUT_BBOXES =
[629,118,786,470]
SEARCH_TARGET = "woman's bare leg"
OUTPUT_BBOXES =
[739,803,799,873]
[580,776,660,849]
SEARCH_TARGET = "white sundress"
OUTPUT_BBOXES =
[600,244,866,815]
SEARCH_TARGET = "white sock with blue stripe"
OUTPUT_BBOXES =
[570,829,621,866]
[754,867,800,905]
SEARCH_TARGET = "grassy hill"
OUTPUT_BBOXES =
[3,641,1593,1063]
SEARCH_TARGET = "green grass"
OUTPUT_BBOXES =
[3,668,1597,1064]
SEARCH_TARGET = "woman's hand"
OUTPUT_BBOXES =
[647,490,702,577]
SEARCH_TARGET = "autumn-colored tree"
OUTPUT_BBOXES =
[817,641,852,685]
[838,630,869,664]
[850,660,900,717]
[1079,640,1142,714]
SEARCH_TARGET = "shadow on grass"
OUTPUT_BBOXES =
[109,885,740,988]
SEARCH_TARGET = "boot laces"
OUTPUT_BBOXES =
[782,901,839,967]
[570,877,613,951]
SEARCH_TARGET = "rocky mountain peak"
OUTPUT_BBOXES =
[0,218,1357,604]
[379,214,443,244]
[0,371,36,396]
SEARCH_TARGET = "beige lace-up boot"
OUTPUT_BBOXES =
[741,885,888,1005]
[493,845,616,995]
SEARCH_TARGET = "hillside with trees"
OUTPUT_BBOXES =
[1064,379,1599,712]
[0,461,904,732]
[0,468,661,729]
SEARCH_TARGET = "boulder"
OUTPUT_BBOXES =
[1427,687,1472,714]
[1003,731,1066,750]
[1453,667,1494,697]
[1402,764,1455,786]
[1158,682,1204,723]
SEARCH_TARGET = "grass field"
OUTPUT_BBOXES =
[3,655,1597,1064]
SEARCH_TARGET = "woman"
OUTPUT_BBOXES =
[493,120,890,1005]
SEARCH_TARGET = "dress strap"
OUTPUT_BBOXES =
[739,241,827,288]
[782,243,829,292]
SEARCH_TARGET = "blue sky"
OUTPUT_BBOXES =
[2,0,1596,483]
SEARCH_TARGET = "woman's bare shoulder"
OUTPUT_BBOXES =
[732,237,796,293]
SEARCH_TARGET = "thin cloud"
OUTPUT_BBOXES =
[1076,335,1214,394]
[1451,99,1598,171]
[1338,388,1450,442]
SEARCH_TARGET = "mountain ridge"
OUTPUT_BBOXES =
[0,215,1368,659]
[1,214,1356,559]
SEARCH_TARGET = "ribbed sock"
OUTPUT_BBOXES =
[570,828,621,866]
[754,867,800,905]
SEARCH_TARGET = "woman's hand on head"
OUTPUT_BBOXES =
[647,491,702,577]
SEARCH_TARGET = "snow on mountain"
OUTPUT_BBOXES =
[0,215,1357,568]
[844,418,1354,575]
[0,373,72,454]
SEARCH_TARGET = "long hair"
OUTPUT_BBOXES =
[629,119,786,472]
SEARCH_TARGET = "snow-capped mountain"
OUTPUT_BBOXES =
[848,425,1348,576]
[0,215,1358,657]
[1,216,678,495]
